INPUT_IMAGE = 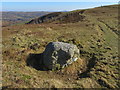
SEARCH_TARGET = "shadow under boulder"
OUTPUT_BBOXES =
[26,53,47,71]
[26,42,80,71]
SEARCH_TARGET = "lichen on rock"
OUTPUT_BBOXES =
[43,42,80,70]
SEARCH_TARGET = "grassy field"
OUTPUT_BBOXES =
[2,4,119,88]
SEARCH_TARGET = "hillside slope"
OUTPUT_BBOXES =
[2,4,119,88]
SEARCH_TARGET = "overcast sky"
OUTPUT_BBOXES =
[1,1,119,11]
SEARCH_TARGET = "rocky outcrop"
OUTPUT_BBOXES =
[26,12,62,24]
[43,42,80,70]
[26,11,85,24]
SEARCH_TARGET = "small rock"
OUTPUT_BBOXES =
[68,78,71,80]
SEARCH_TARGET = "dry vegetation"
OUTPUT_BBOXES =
[2,4,119,88]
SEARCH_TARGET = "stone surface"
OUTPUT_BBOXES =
[43,42,80,70]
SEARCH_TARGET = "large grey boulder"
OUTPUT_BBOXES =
[43,42,80,70]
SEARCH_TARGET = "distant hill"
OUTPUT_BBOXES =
[27,4,119,35]
[27,5,118,24]
[2,11,51,27]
